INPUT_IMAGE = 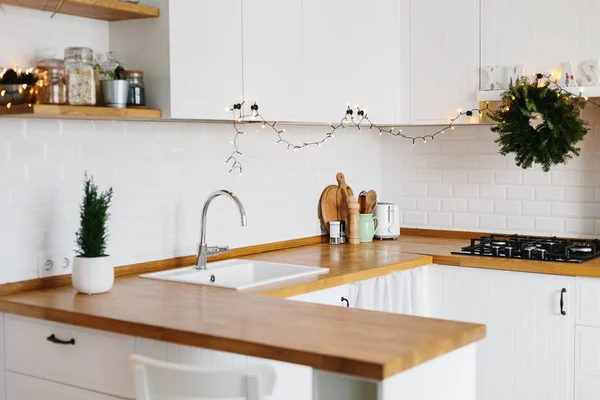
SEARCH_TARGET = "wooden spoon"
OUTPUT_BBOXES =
[319,185,339,232]
[365,190,377,214]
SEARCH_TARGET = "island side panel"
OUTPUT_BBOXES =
[379,343,477,400]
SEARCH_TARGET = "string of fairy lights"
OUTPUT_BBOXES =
[225,101,491,174]
[538,73,600,108]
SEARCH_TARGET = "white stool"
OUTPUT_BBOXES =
[130,354,276,400]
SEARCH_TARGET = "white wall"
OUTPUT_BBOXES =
[0,118,381,284]
[0,6,108,69]
[381,108,600,238]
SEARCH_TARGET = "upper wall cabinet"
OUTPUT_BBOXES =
[302,0,400,125]
[110,0,243,120]
[481,0,600,85]
[242,0,304,122]
[407,0,480,125]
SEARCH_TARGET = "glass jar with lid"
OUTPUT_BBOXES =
[123,70,146,106]
[35,58,63,104]
[64,47,96,106]
[40,68,67,104]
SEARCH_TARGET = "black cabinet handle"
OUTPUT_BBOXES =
[47,334,75,346]
[341,297,350,308]
[560,288,567,316]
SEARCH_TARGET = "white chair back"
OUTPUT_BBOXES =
[130,354,276,400]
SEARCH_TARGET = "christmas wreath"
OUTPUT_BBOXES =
[488,75,589,172]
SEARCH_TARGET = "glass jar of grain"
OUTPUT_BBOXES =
[64,47,96,106]
[40,68,67,105]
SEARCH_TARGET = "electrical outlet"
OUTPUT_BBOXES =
[39,252,74,278]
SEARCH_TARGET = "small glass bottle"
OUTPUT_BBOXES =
[123,70,146,106]
[35,58,63,104]
[64,47,96,106]
[40,68,67,104]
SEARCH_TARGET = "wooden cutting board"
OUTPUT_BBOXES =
[336,172,354,227]
[319,184,339,233]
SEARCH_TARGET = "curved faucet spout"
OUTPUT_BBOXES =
[196,190,247,270]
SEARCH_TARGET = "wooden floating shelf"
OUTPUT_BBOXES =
[478,86,600,102]
[0,104,162,119]
[0,0,160,21]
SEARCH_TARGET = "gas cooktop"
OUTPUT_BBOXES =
[452,235,600,263]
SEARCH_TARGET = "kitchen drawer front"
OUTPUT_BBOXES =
[576,325,600,376]
[576,277,600,327]
[6,371,124,400]
[289,284,351,307]
[5,314,135,398]
[575,374,600,400]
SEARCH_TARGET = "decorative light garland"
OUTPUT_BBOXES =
[225,102,492,173]
[537,72,600,108]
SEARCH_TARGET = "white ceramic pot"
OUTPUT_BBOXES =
[72,256,114,295]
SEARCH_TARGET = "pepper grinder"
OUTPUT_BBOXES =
[348,195,360,245]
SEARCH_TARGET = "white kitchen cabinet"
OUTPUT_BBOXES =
[4,314,135,399]
[6,372,122,400]
[407,0,480,125]
[289,284,351,307]
[431,265,575,400]
[481,0,600,83]
[243,0,304,122]
[302,0,400,125]
[575,375,600,400]
[576,325,600,376]
[110,0,243,120]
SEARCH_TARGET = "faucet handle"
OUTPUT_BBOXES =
[206,246,230,257]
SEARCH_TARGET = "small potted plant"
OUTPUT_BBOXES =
[94,54,128,108]
[72,173,115,295]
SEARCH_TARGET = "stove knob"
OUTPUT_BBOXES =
[491,246,500,256]
[523,248,534,259]
[538,248,547,260]
[505,246,514,258]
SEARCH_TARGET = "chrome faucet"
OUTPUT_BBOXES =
[195,190,247,270]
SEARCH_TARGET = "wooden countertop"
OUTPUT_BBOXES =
[0,244,486,380]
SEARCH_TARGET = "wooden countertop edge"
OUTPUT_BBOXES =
[0,298,485,380]
[258,255,433,298]
[383,323,487,378]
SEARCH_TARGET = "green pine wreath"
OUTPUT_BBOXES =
[488,76,589,172]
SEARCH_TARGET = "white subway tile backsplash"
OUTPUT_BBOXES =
[494,200,522,216]
[403,211,427,226]
[565,219,596,235]
[522,170,551,186]
[428,212,453,227]
[551,202,580,218]
[428,183,453,198]
[581,204,600,219]
[480,185,506,200]
[453,155,479,169]
[495,170,522,185]
[416,169,442,183]
[565,187,596,202]
[551,171,583,186]
[442,199,467,213]
[402,183,428,197]
[468,170,494,184]
[442,169,468,183]
[453,184,479,198]
[535,218,565,234]
[522,201,551,217]
[506,216,535,232]
[582,171,600,186]
[506,186,535,201]
[417,198,441,212]
[467,199,494,214]
[427,155,454,169]
[478,155,506,170]
[480,215,507,230]
[398,198,417,211]
[536,186,565,201]
[453,213,480,229]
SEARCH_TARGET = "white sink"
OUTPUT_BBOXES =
[140,259,329,290]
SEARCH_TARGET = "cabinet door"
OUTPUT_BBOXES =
[289,284,351,307]
[431,266,574,400]
[6,372,121,400]
[481,0,600,82]
[302,0,399,124]
[243,0,304,122]
[169,0,243,119]
[408,0,479,125]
